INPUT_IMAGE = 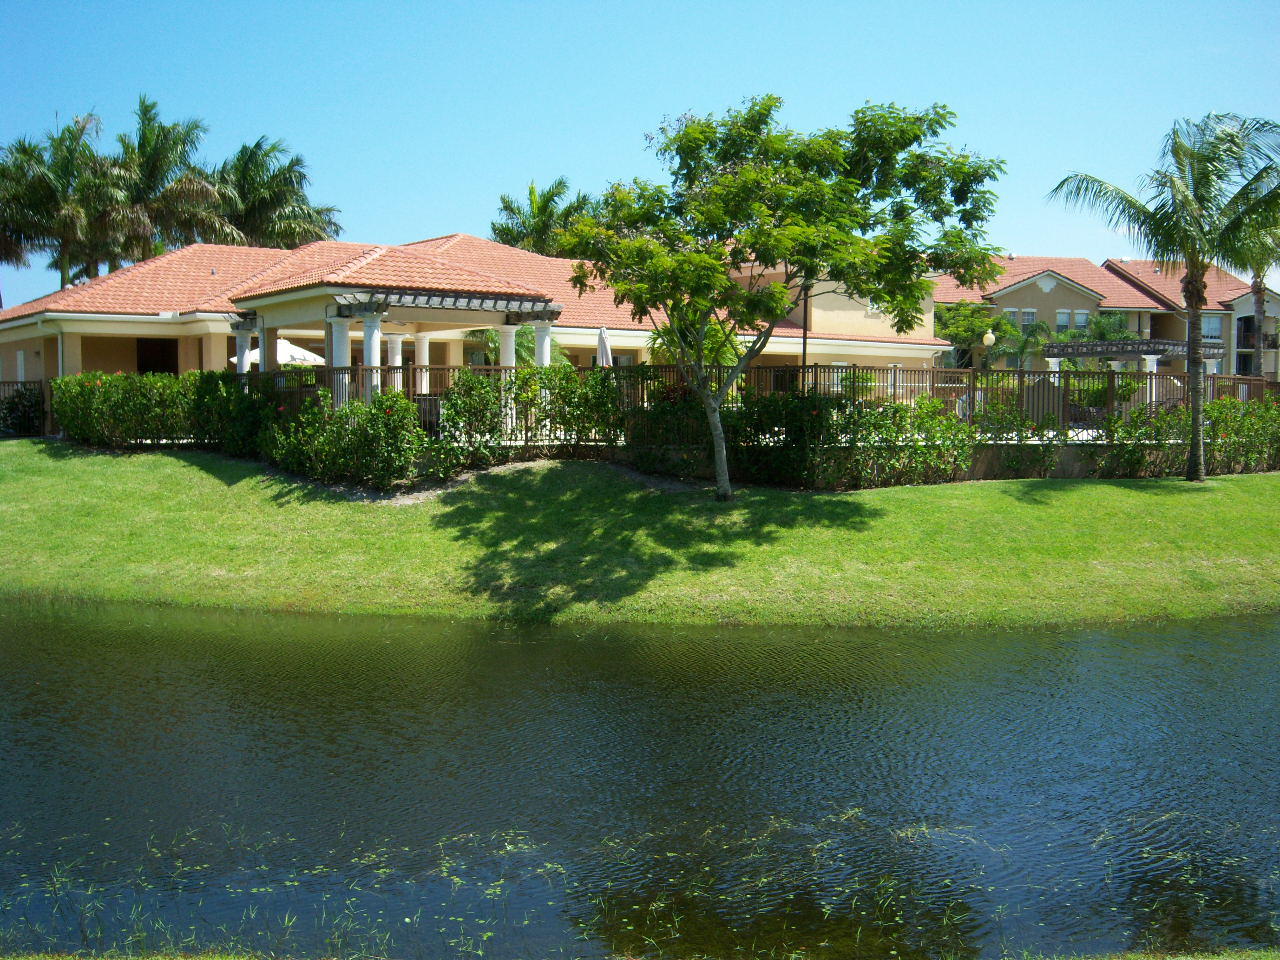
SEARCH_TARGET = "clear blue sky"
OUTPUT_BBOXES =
[3,0,1278,307]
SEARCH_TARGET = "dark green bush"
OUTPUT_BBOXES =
[0,384,44,435]
[52,372,195,447]
[266,390,428,491]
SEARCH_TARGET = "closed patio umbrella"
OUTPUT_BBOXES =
[232,338,326,367]
[596,327,613,367]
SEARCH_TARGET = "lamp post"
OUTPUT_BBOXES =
[980,329,996,370]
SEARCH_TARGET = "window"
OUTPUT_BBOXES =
[866,299,882,317]
[1056,310,1071,333]
[1074,310,1090,330]
[1203,315,1223,341]
[1020,309,1037,332]
[16,350,25,382]
[1003,308,1019,325]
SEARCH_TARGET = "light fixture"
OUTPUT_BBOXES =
[982,329,996,347]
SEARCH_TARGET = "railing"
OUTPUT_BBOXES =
[0,380,47,436]
[228,364,1278,445]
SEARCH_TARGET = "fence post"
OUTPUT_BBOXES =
[967,367,976,425]
[850,363,859,401]
[1106,368,1117,420]
[1060,368,1070,435]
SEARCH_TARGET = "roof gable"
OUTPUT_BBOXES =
[1102,259,1250,310]
[932,255,1169,310]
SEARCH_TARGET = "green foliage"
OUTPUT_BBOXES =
[0,384,43,435]
[265,390,427,491]
[489,176,595,255]
[1099,396,1280,478]
[565,94,1003,497]
[440,370,505,468]
[52,371,196,447]
[935,301,1014,349]
[0,98,338,287]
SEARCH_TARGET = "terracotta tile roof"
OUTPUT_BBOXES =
[232,240,551,301]
[405,233,646,327]
[0,244,292,322]
[931,255,1169,310]
[1102,259,1250,311]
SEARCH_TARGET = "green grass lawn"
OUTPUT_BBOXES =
[3,437,1280,629]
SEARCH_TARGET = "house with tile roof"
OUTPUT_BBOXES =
[0,234,948,382]
[931,255,1278,378]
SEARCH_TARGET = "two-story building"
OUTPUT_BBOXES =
[931,254,1278,378]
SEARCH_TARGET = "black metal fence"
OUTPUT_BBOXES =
[229,363,1276,443]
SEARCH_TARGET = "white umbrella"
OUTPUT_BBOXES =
[232,338,326,367]
[596,326,613,367]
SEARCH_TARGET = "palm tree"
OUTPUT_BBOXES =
[0,114,130,288]
[490,177,594,255]
[1224,226,1280,377]
[1052,114,1280,481]
[464,326,566,366]
[990,318,1051,370]
[209,137,339,248]
[111,96,231,266]
[647,315,741,365]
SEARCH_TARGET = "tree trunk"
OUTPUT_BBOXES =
[1252,273,1266,378]
[1184,273,1207,483]
[702,395,733,501]
[58,248,70,289]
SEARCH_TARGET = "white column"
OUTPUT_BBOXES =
[363,315,383,394]
[1141,353,1160,407]
[533,322,553,367]
[328,319,351,405]
[413,333,432,394]
[385,333,406,393]
[257,316,278,372]
[1045,357,1061,372]
[235,331,252,374]
[1205,358,1220,375]
[329,319,351,366]
[498,325,518,368]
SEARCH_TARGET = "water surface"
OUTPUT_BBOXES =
[1,599,1277,958]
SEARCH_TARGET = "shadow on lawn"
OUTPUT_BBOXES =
[996,475,1216,506]
[435,462,883,620]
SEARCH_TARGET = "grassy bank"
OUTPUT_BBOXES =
[3,437,1280,629]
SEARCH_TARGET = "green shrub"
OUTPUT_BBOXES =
[821,396,977,489]
[52,372,195,447]
[439,370,506,468]
[0,384,44,435]
[266,390,428,491]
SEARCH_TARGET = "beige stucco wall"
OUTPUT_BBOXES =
[802,282,937,340]
[81,336,139,374]
[0,335,50,380]
[987,278,1099,326]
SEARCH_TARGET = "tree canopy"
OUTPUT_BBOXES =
[0,98,339,292]
[566,95,1003,499]
[490,177,595,256]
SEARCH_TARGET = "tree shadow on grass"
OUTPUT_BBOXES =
[29,438,350,504]
[996,476,1218,506]
[434,461,883,621]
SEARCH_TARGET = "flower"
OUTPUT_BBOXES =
[277,405,285,412]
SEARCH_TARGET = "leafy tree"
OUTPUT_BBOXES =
[566,95,1002,499]
[1053,113,1280,481]
[1088,310,1138,341]
[490,177,595,255]
[208,137,340,248]
[934,300,1013,366]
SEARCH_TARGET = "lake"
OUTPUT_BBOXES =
[1,598,1277,959]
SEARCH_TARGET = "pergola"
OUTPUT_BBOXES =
[229,286,565,374]
[1042,338,1226,372]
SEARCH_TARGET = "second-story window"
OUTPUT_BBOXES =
[1056,310,1071,333]
[1020,309,1038,332]
[1203,315,1223,340]
[1074,310,1090,330]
